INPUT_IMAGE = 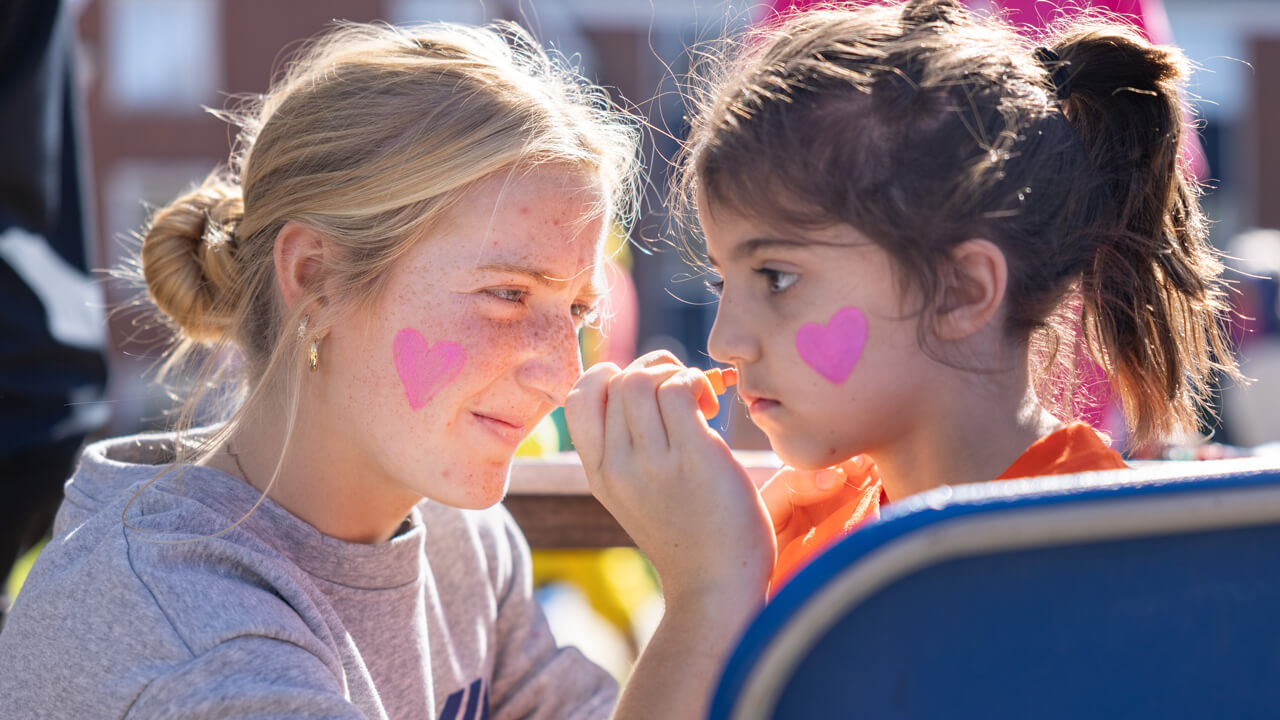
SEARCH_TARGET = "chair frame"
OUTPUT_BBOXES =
[711,457,1280,720]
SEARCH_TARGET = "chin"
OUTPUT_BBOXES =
[451,495,505,510]
[460,463,514,509]
[420,458,513,510]
[772,436,860,471]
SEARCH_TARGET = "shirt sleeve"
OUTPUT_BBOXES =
[125,636,369,720]
[486,512,618,720]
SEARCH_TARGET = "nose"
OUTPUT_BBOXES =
[515,313,584,406]
[706,290,760,367]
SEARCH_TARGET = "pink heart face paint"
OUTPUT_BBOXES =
[393,327,466,410]
[795,306,868,384]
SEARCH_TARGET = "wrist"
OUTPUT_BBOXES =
[658,586,765,660]
[662,569,769,622]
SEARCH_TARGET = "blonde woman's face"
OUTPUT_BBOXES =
[321,168,606,509]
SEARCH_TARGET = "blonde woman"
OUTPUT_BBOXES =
[0,22,774,719]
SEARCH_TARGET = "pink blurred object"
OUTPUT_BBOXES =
[997,0,1168,39]
[763,0,1166,34]
[759,0,1207,179]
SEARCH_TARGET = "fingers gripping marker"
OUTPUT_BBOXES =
[704,367,738,396]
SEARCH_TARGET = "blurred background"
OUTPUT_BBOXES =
[56,0,1280,451]
[5,0,1280,676]
[81,0,752,443]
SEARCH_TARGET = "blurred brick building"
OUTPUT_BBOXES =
[75,0,721,432]
[70,0,1280,439]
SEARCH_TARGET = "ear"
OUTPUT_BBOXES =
[933,238,1007,341]
[273,221,327,310]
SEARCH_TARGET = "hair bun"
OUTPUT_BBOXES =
[140,173,245,343]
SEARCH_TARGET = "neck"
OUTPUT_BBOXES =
[873,358,1061,503]
[205,389,421,544]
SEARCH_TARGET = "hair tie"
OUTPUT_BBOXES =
[202,221,235,253]
[1033,46,1072,101]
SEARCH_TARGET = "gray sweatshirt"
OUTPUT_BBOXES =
[0,432,616,719]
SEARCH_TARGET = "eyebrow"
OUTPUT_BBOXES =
[707,236,845,266]
[476,262,603,300]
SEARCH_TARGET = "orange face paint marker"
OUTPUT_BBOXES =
[703,367,738,396]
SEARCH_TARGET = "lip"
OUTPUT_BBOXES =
[736,388,781,416]
[471,412,529,444]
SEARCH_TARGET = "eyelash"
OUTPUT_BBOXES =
[704,268,799,297]
[489,288,526,304]
[705,275,724,298]
[573,303,602,328]
[487,288,599,326]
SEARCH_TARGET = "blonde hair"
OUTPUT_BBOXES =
[134,21,640,497]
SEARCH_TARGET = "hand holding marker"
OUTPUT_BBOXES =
[700,367,738,419]
[595,364,736,419]
[704,367,738,395]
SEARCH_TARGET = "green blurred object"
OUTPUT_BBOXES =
[550,406,572,451]
[5,539,45,601]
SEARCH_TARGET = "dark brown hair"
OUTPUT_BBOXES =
[676,0,1237,449]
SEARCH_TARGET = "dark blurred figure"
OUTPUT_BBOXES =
[0,0,109,626]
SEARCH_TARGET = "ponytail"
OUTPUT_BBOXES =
[1052,25,1237,447]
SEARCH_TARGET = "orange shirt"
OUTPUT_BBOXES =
[994,421,1128,481]
[769,422,1127,591]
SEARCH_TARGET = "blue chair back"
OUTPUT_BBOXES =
[711,458,1280,719]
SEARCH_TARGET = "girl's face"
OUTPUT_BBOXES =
[321,168,605,509]
[702,202,937,470]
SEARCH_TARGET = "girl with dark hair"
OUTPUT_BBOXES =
[566,0,1238,591]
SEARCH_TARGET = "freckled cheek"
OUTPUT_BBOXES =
[476,317,576,361]
[447,324,538,381]
[381,315,580,408]
[457,352,508,383]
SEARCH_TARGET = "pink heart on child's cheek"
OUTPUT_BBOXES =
[393,328,466,411]
[795,306,868,384]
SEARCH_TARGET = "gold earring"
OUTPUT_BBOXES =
[309,337,319,372]
[298,314,309,340]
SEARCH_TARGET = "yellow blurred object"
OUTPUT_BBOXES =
[531,548,658,646]
[5,539,45,601]
[516,414,562,457]
[518,410,661,654]
[604,223,633,273]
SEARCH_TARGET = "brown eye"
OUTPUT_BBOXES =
[756,268,798,293]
